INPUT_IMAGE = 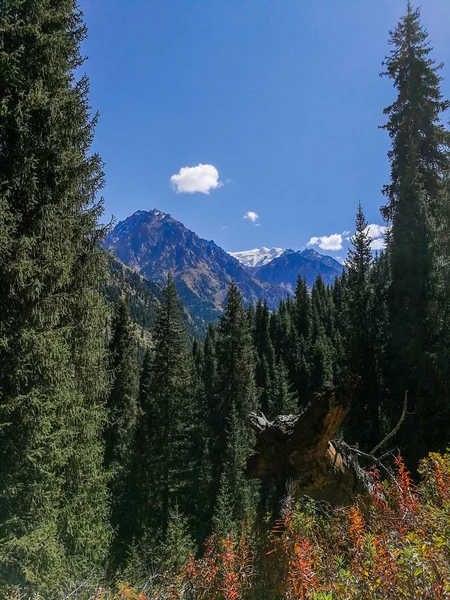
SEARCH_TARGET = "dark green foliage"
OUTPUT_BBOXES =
[254,300,276,417]
[0,0,111,590]
[271,360,298,415]
[160,507,195,573]
[294,277,311,340]
[104,299,139,566]
[309,277,336,392]
[212,281,259,532]
[105,299,139,471]
[342,204,382,449]
[136,275,195,543]
[190,340,214,545]
[381,2,450,463]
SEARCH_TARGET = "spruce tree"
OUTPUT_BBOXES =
[129,348,154,546]
[141,275,194,541]
[271,361,297,415]
[293,277,312,404]
[213,281,259,529]
[216,281,258,443]
[309,277,336,392]
[105,299,139,472]
[254,300,276,417]
[342,204,380,449]
[0,0,111,590]
[381,2,450,462]
[293,276,311,340]
[104,299,139,567]
[191,339,214,546]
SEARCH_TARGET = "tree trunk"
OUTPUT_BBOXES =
[246,377,373,506]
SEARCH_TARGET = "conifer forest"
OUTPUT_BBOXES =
[1,2,450,598]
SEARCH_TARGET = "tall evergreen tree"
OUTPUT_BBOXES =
[104,299,139,567]
[105,299,139,473]
[381,2,450,462]
[254,300,276,417]
[293,277,312,404]
[293,276,311,340]
[213,281,259,529]
[190,340,214,546]
[309,277,335,392]
[0,0,111,590]
[128,348,154,550]
[140,275,194,541]
[342,204,380,449]
[271,360,297,415]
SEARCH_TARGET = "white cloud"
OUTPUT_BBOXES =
[365,223,387,240]
[371,237,386,251]
[170,163,221,194]
[307,233,343,251]
[244,211,259,223]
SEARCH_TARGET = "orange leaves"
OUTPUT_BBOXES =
[77,452,450,600]
[347,505,365,548]
[287,539,319,599]
[178,531,255,600]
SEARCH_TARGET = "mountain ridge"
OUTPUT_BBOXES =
[104,209,344,328]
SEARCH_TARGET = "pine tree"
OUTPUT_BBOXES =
[309,277,336,392]
[271,361,297,415]
[381,2,450,462]
[105,299,139,472]
[213,281,259,529]
[142,275,194,541]
[293,277,312,404]
[191,339,214,546]
[129,348,154,547]
[104,299,139,567]
[216,281,258,441]
[294,276,311,340]
[0,1,111,590]
[254,300,276,417]
[160,507,195,574]
[342,204,380,449]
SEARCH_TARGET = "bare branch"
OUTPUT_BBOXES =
[369,391,407,456]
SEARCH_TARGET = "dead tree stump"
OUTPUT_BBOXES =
[245,377,373,506]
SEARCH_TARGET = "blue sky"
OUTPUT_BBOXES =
[81,0,450,257]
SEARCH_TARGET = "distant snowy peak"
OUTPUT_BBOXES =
[229,247,286,268]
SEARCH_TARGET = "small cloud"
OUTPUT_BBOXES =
[371,237,386,251]
[170,163,221,194]
[307,233,343,251]
[244,211,259,223]
[342,230,351,236]
[221,225,228,229]
[365,223,387,239]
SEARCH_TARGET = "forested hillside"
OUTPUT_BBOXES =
[0,1,450,599]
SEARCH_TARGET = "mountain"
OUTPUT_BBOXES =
[104,210,344,329]
[104,210,283,330]
[254,248,343,292]
[228,247,288,268]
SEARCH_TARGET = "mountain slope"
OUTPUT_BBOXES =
[254,248,343,292]
[104,256,161,334]
[104,210,283,328]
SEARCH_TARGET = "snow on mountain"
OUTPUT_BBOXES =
[228,247,286,268]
